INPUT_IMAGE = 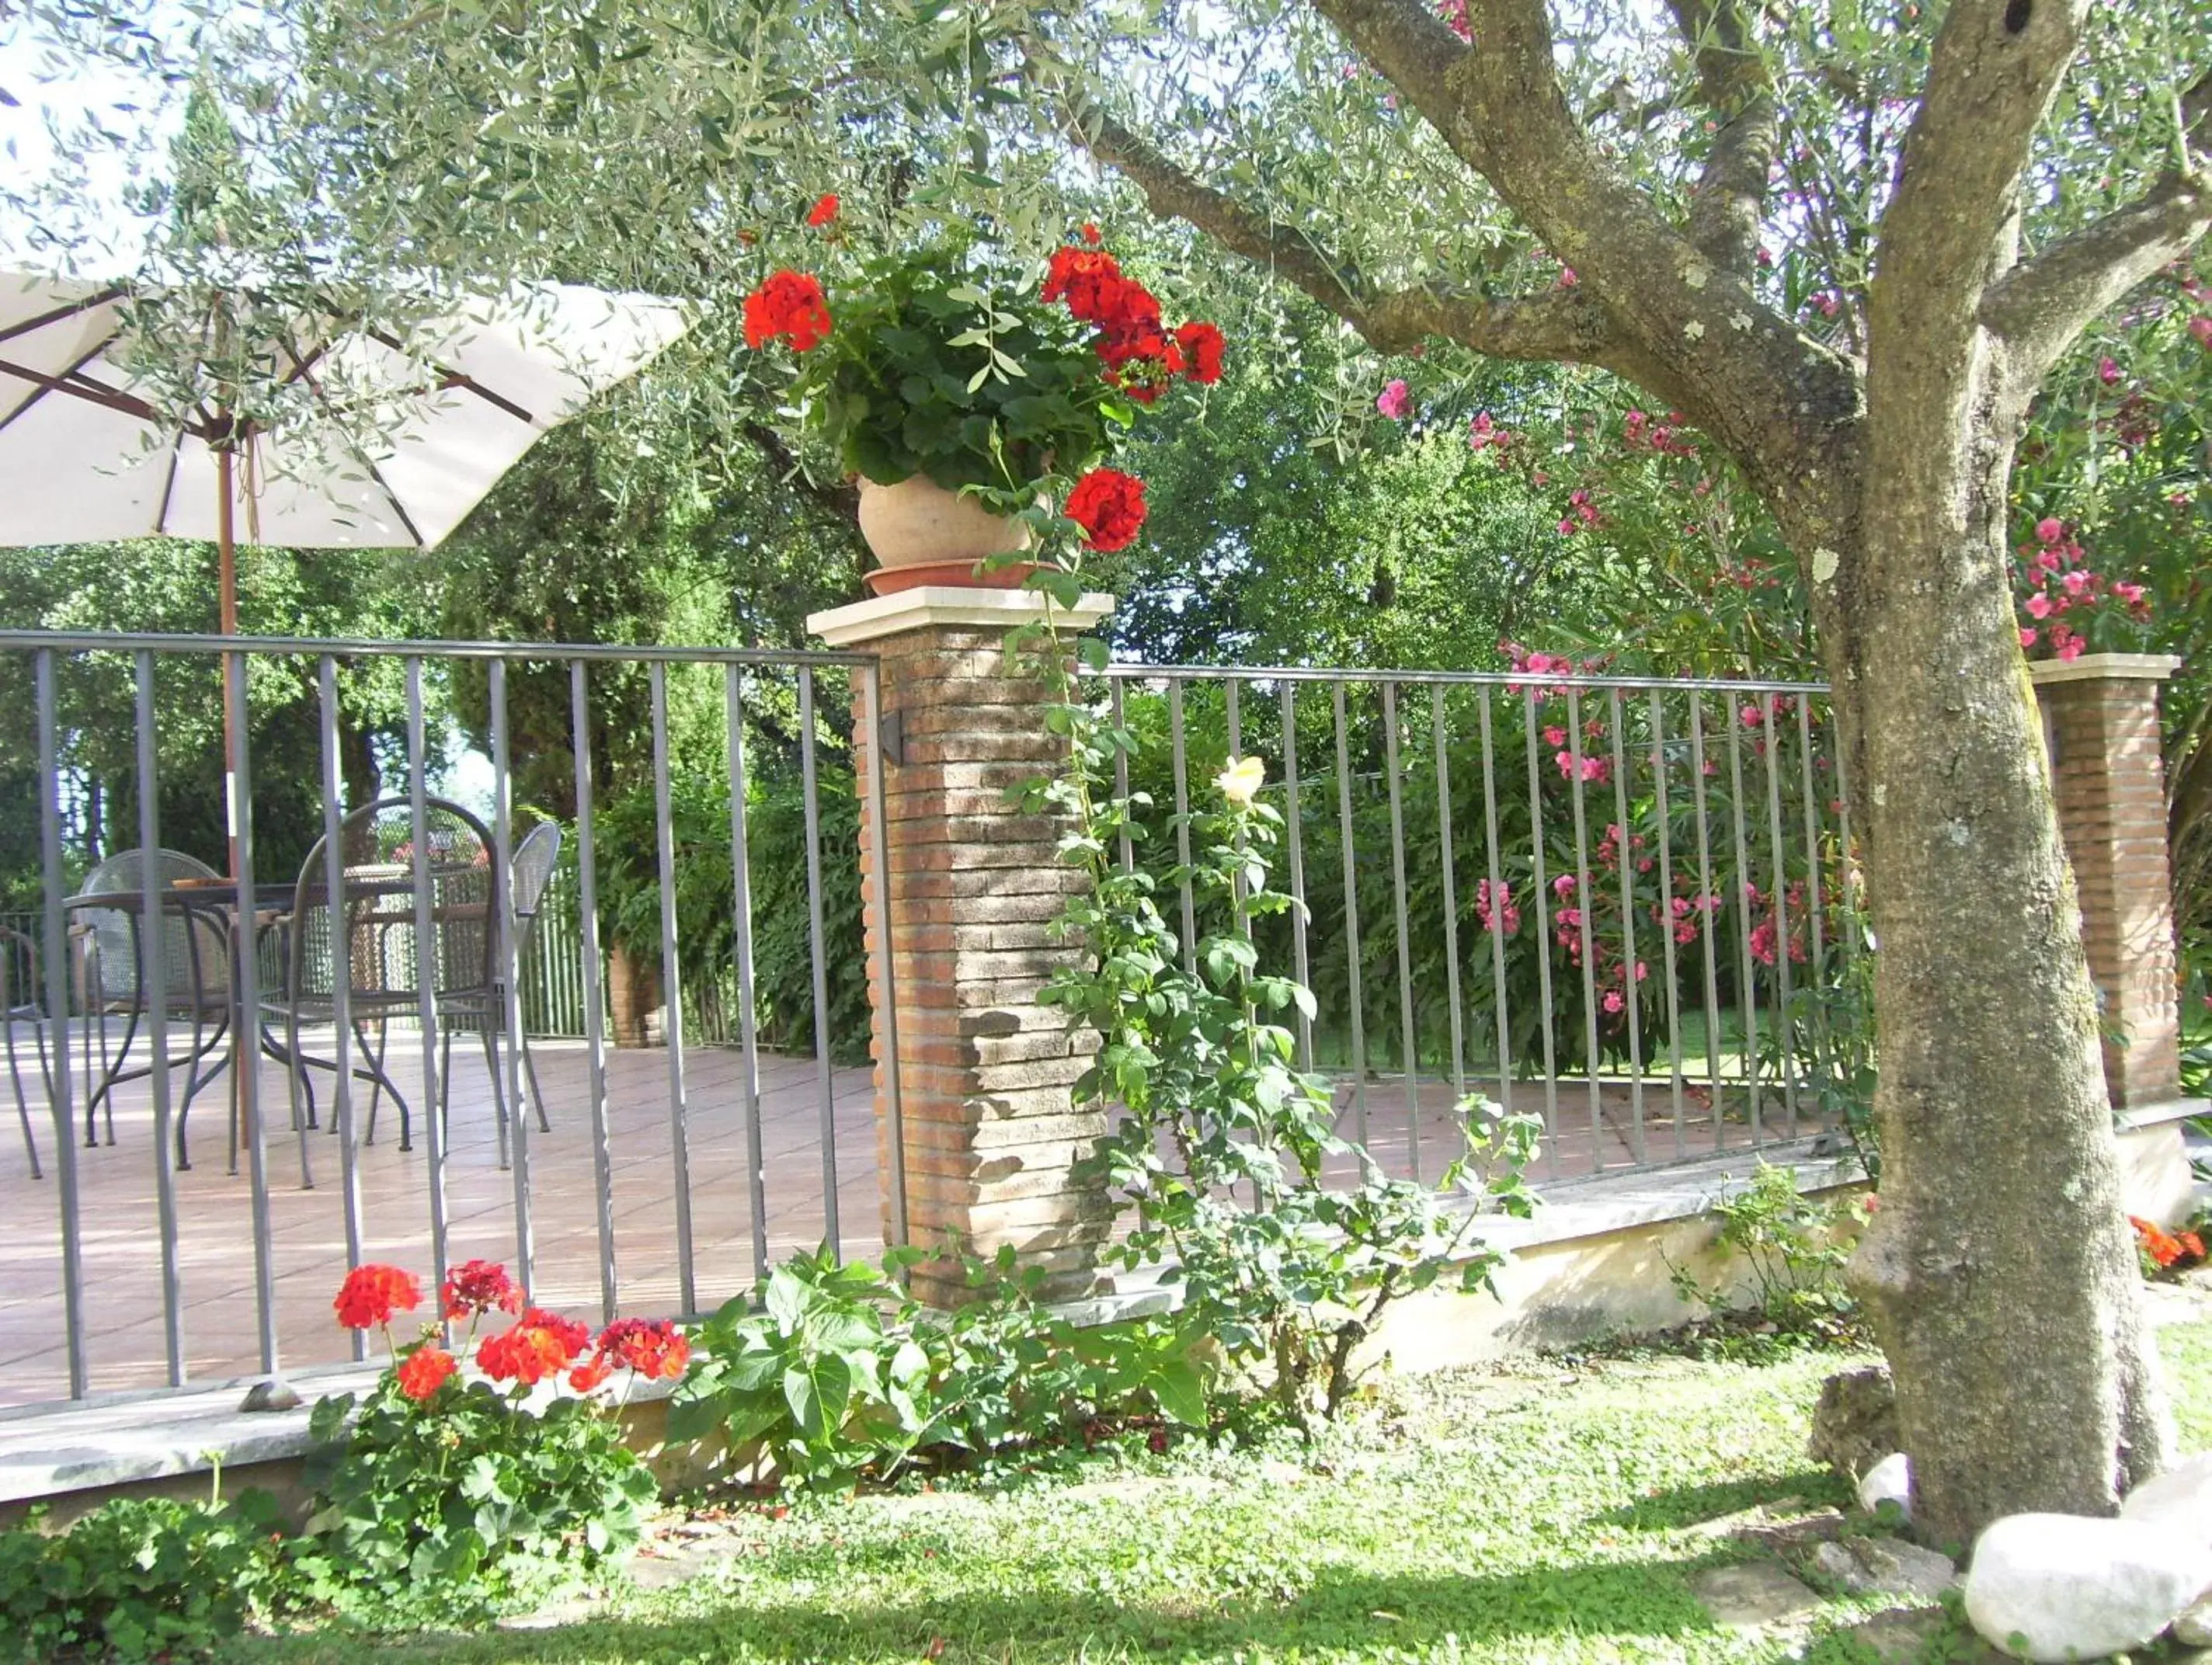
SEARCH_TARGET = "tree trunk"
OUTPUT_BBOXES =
[1834,386,2171,1548]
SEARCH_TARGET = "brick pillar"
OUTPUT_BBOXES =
[811,587,1117,1305]
[2031,652,2186,1110]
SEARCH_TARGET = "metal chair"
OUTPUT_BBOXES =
[434,821,562,1166]
[266,796,505,1155]
[2,925,46,1178]
[73,847,231,1149]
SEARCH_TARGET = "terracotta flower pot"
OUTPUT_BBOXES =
[856,475,1034,594]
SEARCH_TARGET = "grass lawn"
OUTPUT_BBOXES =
[232,1319,2212,1665]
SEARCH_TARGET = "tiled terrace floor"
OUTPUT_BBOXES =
[0,1027,1776,1410]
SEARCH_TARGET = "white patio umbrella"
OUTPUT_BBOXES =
[0,270,692,867]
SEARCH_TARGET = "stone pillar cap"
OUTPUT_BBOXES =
[2028,652,2182,687]
[809,586,1117,648]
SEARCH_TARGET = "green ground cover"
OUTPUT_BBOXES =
[229,1317,2212,1665]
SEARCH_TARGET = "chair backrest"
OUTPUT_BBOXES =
[511,823,564,928]
[76,848,229,1008]
[287,797,502,1006]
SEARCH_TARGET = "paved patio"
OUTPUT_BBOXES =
[0,1028,1775,1410]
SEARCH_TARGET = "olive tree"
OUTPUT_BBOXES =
[1029,0,2210,1544]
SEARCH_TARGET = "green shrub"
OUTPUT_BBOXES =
[0,1494,287,1663]
[1667,1161,1869,1357]
[668,1243,1207,1493]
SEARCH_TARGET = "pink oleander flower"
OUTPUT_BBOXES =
[1375,378,1410,419]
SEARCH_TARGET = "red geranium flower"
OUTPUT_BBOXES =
[1097,318,1185,401]
[478,1307,593,1385]
[1174,322,1225,384]
[1080,221,1102,245]
[743,270,833,352]
[1065,468,1148,552]
[2132,1215,2186,1269]
[441,1258,523,1321]
[334,1264,422,1330]
[806,193,840,228]
[1043,246,1142,325]
[395,1345,457,1403]
[603,1319,692,1380]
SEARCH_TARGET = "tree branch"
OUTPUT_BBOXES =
[1064,96,1696,403]
[1869,0,2086,358]
[1665,0,1779,273]
[1979,71,2212,385]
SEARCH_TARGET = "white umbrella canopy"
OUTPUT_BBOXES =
[0,272,692,554]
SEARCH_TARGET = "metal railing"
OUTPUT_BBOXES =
[1094,662,1854,1184]
[0,628,1856,1414]
[0,631,902,1409]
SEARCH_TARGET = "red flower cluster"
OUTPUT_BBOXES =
[478,1307,595,1386]
[1065,468,1147,552]
[1040,242,1223,401]
[442,1258,523,1321]
[395,1345,457,1403]
[567,1318,691,1392]
[743,270,833,353]
[806,193,840,228]
[335,1264,422,1331]
[2132,1215,2207,1271]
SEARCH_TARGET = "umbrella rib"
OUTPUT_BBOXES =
[363,326,537,425]
[274,337,424,546]
[0,286,127,347]
[0,342,161,438]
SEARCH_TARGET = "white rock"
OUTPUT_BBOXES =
[1810,1535,1956,1599]
[2123,1454,2212,1551]
[1858,1451,1911,1518]
[2177,1593,2212,1649]
[1963,1512,2212,1663]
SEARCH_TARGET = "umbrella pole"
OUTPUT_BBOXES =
[217,442,242,883]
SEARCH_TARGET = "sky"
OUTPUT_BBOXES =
[0,7,192,270]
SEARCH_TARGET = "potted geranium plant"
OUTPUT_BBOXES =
[743,216,1222,590]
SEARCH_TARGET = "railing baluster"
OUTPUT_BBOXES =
[136,652,185,1385]
[1331,680,1369,1145]
[1725,693,1762,1147]
[1762,692,1798,1142]
[490,659,534,1290]
[315,657,363,1362]
[1647,691,1686,1161]
[37,650,86,1397]
[405,658,450,1325]
[1521,687,1559,1179]
[1477,687,1512,1120]
[570,662,618,1322]
[1608,690,1646,1167]
[861,659,908,1252]
[1382,682,1421,1180]
[1563,690,1605,1169]
[1433,684,1466,1107]
[221,648,280,1374]
[725,668,772,1289]
[649,663,697,1309]
[1280,682,1313,1070]
[1111,680,1134,875]
[1689,693,1726,1152]
[798,668,840,1259]
[1170,679,1196,978]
